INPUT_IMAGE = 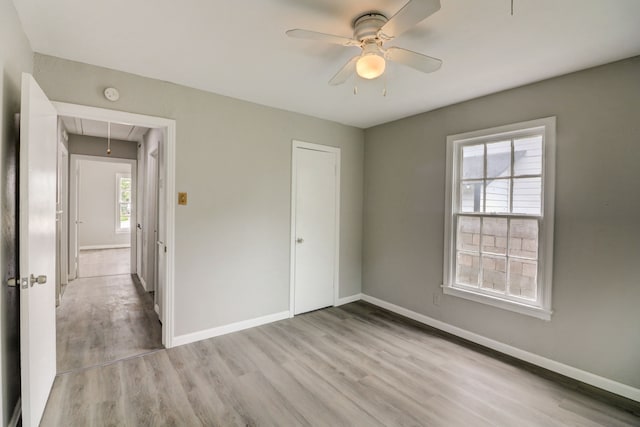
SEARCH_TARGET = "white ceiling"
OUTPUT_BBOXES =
[60,116,148,141]
[13,0,640,128]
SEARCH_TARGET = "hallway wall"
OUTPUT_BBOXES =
[77,159,132,248]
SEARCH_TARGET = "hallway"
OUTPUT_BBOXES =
[77,248,131,278]
[56,273,163,373]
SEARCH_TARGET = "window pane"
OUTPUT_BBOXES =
[456,252,479,287]
[481,255,506,292]
[508,259,537,299]
[514,136,542,176]
[120,203,131,229]
[512,177,541,215]
[460,181,484,213]
[509,219,538,259]
[486,141,511,178]
[482,217,507,255]
[485,178,509,213]
[457,216,480,252]
[462,144,484,179]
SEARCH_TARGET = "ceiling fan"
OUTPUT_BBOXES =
[286,0,443,86]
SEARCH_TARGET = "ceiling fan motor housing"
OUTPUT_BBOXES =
[353,13,388,41]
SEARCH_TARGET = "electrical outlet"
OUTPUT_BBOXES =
[433,292,441,307]
[178,192,187,205]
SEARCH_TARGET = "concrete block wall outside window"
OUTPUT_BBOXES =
[443,117,556,320]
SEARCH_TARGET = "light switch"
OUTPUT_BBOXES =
[178,192,187,205]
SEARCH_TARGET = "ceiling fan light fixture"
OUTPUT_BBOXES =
[356,53,386,80]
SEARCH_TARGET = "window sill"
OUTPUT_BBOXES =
[442,285,552,321]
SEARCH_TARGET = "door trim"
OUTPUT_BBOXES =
[69,154,137,279]
[289,140,341,317]
[53,102,176,348]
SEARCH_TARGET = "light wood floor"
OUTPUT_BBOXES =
[44,301,640,426]
[78,248,131,278]
[56,273,163,373]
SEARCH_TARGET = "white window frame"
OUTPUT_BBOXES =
[115,172,132,233]
[443,117,556,320]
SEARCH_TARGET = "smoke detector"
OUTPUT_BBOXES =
[103,87,120,102]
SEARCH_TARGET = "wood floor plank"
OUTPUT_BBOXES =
[56,273,163,373]
[42,300,640,426]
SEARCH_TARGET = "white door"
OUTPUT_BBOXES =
[19,73,58,427]
[68,158,80,279]
[136,141,145,283]
[56,141,69,305]
[292,144,339,315]
[156,140,166,323]
[144,150,158,294]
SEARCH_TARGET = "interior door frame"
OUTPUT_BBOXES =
[56,138,69,305]
[53,102,177,348]
[289,140,341,317]
[147,149,160,313]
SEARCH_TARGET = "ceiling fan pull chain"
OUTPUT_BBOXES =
[107,121,112,155]
[383,73,388,97]
[511,0,514,16]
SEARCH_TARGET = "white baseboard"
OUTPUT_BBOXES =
[8,398,20,427]
[139,276,148,292]
[79,244,131,250]
[172,310,290,347]
[361,294,640,403]
[335,293,363,306]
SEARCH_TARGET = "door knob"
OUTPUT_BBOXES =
[30,274,47,287]
[296,238,304,244]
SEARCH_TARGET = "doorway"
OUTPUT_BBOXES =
[69,155,136,279]
[55,134,69,306]
[290,140,341,315]
[53,112,174,372]
[18,74,177,427]
[138,128,166,322]
[56,122,165,373]
[54,102,176,347]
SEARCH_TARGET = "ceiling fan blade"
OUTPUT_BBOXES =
[385,47,442,73]
[286,29,361,47]
[329,56,360,86]
[379,0,441,40]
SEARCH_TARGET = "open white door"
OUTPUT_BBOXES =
[155,143,166,323]
[19,73,58,427]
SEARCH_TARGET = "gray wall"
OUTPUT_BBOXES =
[68,133,137,159]
[0,0,33,422]
[77,159,132,248]
[363,56,640,388]
[34,54,364,336]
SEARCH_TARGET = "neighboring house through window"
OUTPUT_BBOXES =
[116,173,132,232]
[443,117,556,320]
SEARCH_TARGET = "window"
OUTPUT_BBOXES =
[116,173,132,232]
[443,117,556,320]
